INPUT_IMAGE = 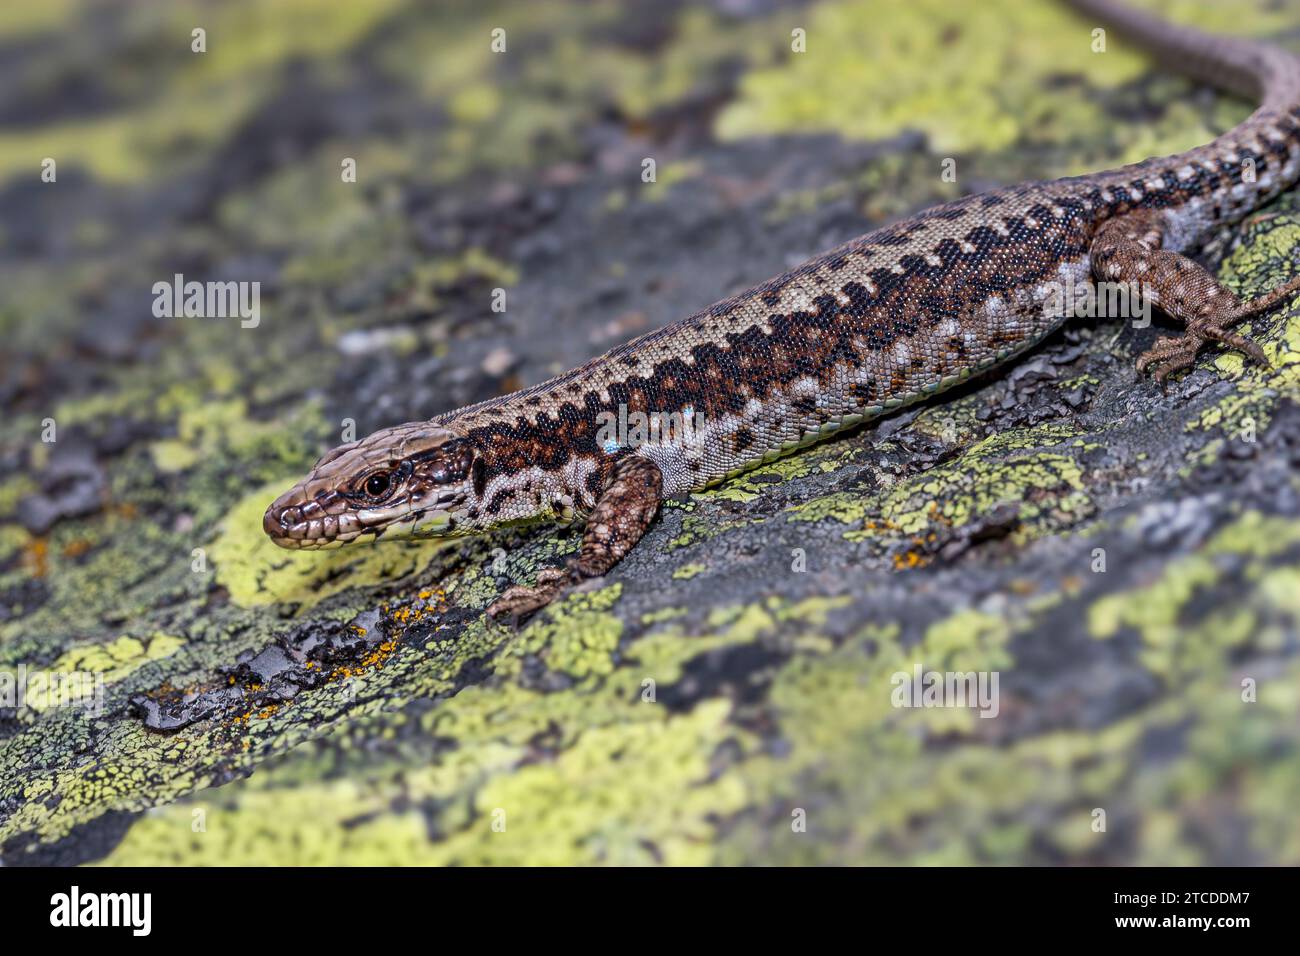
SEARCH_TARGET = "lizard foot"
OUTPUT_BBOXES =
[1091,210,1289,386]
[486,456,664,623]
[487,567,571,620]
[1136,318,1269,385]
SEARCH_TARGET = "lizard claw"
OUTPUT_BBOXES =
[1198,322,1269,366]
[487,567,571,620]
[1136,319,1270,384]
[1136,333,1202,384]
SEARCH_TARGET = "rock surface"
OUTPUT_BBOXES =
[1,0,1299,865]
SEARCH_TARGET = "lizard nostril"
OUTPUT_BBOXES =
[264,504,301,537]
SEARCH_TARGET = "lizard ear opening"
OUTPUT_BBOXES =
[472,456,487,498]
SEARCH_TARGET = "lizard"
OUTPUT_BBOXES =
[263,0,1300,619]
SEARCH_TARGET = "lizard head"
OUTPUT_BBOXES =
[263,422,487,549]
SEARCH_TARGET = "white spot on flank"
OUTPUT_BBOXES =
[1176,165,1195,181]
[792,376,818,395]
[960,240,976,254]
[993,221,1010,236]
[925,253,942,267]
[1056,258,1086,286]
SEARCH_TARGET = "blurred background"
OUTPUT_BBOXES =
[2,0,1299,865]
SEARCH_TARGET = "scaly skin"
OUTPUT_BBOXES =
[264,0,1300,618]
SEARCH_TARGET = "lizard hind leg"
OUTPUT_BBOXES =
[486,454,664,621]
[1090,211,1300,384]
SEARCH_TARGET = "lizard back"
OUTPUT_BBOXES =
[438,3,1300,524]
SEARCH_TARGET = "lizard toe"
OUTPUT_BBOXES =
[487,567,570,620]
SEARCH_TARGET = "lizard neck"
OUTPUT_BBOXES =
[440,411,610,531]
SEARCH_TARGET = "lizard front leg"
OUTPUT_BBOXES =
[487,454,663,620]
[1091,210,1300,383]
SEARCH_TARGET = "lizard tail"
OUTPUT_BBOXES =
[1061,0,1300,112]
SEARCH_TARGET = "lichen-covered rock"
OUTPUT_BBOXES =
[2,0,1299,866]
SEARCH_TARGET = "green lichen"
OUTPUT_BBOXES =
[665,512,754,551]
[48,633,185,685]
[789,423,1090,542]
[0,0,404,183]
[1088,511,1300,677]
[716,0,1289,161]
[502,584,624,682]
[0,0,78,36]
[694,441,859,505]
[642,161,704,203]
[150,399,287,475]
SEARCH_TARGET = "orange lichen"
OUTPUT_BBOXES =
[61,538,93,559]
[221,586,452,729]
[893,550,928,570]
[22,537,48,578]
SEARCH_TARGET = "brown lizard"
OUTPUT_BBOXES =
[264,0,1300,618]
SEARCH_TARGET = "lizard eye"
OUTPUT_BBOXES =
[363,472,391,498]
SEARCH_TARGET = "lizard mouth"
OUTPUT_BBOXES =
[262,488,469,549]
[261,491,370,550]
